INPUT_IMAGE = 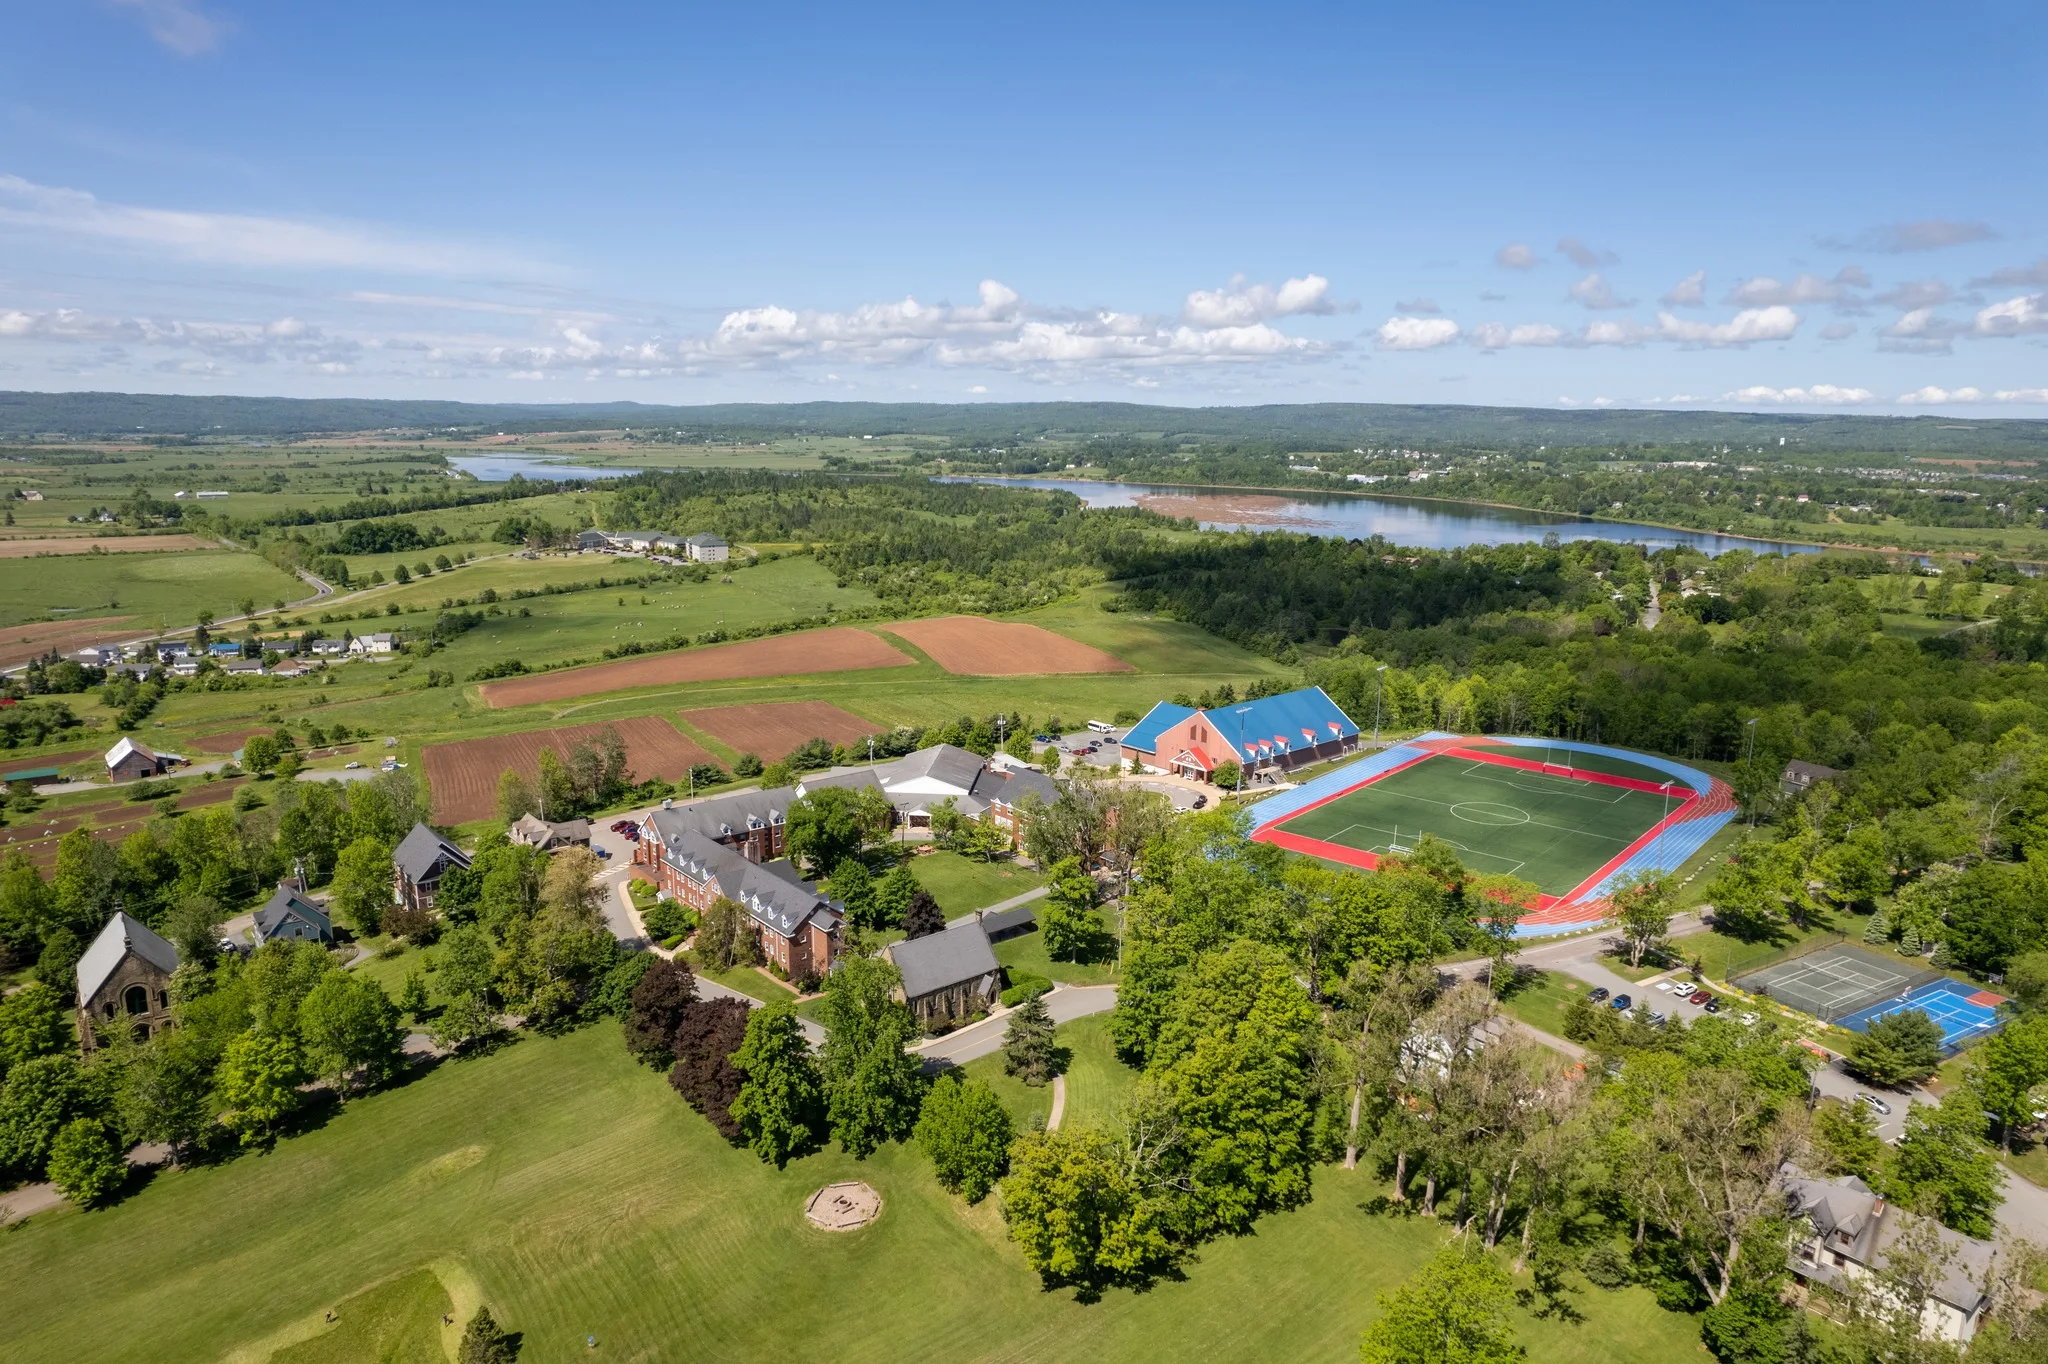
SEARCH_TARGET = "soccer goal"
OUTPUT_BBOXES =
[1386,823,1415,856]
[1538,746,1576,777]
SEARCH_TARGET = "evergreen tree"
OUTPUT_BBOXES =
[1002,994,1060,1086]
[457,1306,517,1364]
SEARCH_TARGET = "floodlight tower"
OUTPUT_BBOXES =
[1373,664,1388,745]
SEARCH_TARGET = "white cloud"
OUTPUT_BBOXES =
[1724,269,1864,308]
[1973,293,2048,336]
[1495,243,1539,269]
[1181,273,1337,327]
[0,173,540,275]
[0,305,359,366]
[1661,271,1706,307]
[112,0,228,56]
[1898,385,2048,405]
[1375,316,1461,350]
[1875,278,1952,310]
[1557,237,1617,268]
[1568,272,1634,310]
[1826,219,1997,253]
[1723,384,1874,406]
[1654,306,1800,347]
[1969,259,2048,289]
[1393,297,1441,314]
[1468,321,1564,350]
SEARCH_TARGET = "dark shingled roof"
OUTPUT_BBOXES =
[888,921,1000,1001]
[393,822,470,884]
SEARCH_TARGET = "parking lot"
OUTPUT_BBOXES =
[1043,726,1126,769]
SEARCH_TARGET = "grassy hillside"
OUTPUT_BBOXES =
[0,1019,1707,1364]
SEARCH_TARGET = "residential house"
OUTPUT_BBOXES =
[208,641,243,659]
[508,813,592,851]
[1784,1171,1994,1343]
[1782,760,1843,798]
[1120,686,1359,783]
[75,912,180,1052]
[74,646,122,667]
[887,920,1002,1027]
[351,633,395,656]
[252,882,333,945]
[309,637,349,657]
[797,743,1057,845]
[104,735,169,781]
[638,787,794,865]
[223,659,266,677]
[154,641,191,663]
[392,822,472,913]
[683,532,730,563]
[638,826,841,979]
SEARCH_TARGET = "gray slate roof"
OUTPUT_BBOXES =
[393,822,471,884]
[656,828,841,942]
[977,904,1038,937]
[645,787,795,845]
[1784,1170,1993,1312]
[253,884,332,943]
[796,743,1054,819]
[76,911,180,1004]
[888,920,1000,1000]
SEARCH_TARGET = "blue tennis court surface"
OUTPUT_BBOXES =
[1835,978,2008,1052]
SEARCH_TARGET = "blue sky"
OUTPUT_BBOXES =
[3,1,2045,414]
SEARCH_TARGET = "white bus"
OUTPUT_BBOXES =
[1086,719,1116,734]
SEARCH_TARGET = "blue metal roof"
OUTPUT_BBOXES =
[1122,701,1196,754]
[1203,687,1358,763]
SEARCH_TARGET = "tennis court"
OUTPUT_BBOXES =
[1265,750,1679,897]
[1731,943,1934,1022]
[1836,978,2009,1052]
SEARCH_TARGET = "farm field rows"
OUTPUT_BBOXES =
[479,628,913,708]
[0,1019,1705,1364]
[422,715,711,823]
[879,615,1133,675]
[678,699,878,761]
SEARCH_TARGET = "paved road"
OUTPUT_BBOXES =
[917,983,1118,1068]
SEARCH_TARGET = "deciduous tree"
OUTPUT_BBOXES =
[1001,1127,1172,1291]
[1038,858,1101,963]
[915,1073,1014,1202]
[729,1002,822,1167]
[298,972,405,1095]
[1358,1241,1524,1364]
[1847,1009,1946,1088]
[624,957,697,1066]
[785,786,864,874]
[47,1117,127,1207]
[328,835,393,936]
[1886,1095,2003,1237]
[215,1030,309,1146]
[817,955,923,1157]
[669,995,750,1140]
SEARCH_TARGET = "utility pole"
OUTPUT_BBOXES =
[1373,664,1387,745]
[1743,717,1758,827]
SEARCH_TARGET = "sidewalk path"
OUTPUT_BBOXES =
[945,884,1048,929]
[917,983,1118,1068]
[1048,1074,1068,1130]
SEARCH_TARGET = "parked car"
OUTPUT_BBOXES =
[610,819,636,833]
[1855,1092,1893,1116]
[1702,998,1722,1013]
[1688,990,1713,1005]
[1610,994,1632,1011]
[343,760,363,769]
[1191,794,1208,809]
[1648,1011,1667,1026]
[1587,987,1610,1003]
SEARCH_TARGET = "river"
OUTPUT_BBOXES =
[944,475,1821,556]
[446,452,1819,556]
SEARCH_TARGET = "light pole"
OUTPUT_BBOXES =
[1742,717,1758,827]
[1656,780,1674,868]
[1373,664,1387,745]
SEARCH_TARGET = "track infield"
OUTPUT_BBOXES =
[882,616,1133,676]
[424,716,712,823]
[1264,749,1689,899]
[679,700,878,762]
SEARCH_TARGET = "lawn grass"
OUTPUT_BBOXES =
[685,952,801,1005]
[909,850,1046,914]
[0,1019,1713,1364]
[956,1044,1057,1130]
[992,925,1119,987]
[0,549,306,630]
[268,1267,452,1364]
[1496,969,1593,1038]
[1053,1014,1136,1127]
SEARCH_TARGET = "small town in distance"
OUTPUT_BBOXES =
[4,5,2048,1363]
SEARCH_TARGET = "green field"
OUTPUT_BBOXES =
[908,851,1046,915]
[0,549,307,630]
[1273,754,1670,895]
[0,1018,1708,1364]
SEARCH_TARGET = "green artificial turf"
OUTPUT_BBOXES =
[909,851,1046,914]
[0,1020,1715,1364]
[1274,753,1669,895]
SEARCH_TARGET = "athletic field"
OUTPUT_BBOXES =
[1265,747,1688,899]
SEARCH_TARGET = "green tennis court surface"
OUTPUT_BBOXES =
[1271,753,1673,895]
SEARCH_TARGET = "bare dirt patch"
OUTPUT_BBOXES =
[189,727,273,754]
[478,628,912,709]
[0,535,219,557]
[0,616,135,670]
[424,715,712,823]
[4,778,249,870]
[680,701,877,762]
[883,616,1132,676]
[1133,491,1331,529]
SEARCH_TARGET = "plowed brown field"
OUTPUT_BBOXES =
[883,616,1132,676]
[478,628,912,708]
[0,616,134,670]
[424,716,712,823]
[680,701,877,762]
[0,748,98,779]
[3,778,246,870]
[190,728,273,754]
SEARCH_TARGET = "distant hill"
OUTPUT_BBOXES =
[3,390,2045,455]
